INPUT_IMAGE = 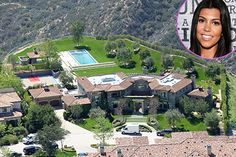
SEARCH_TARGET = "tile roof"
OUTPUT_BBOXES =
[0,91,21,108]
[62,95,91,106]
[28,86,62,99]
[27,51,41,59]
[187,88,209,98]
[77,77,94,92]
[88,131,236,157]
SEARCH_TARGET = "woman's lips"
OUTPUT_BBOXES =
[201,34,213,41]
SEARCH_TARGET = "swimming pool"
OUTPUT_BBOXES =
[69,49,97,65]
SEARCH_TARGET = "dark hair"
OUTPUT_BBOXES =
[190,0,231,58]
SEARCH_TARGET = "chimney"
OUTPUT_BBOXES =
[99,145,106,156]
[43,84,50,92]
[191,74,196,89]
[117,148,123,157]
[207,144,212,156]
[199,87,204,92]
[33,48,38,54]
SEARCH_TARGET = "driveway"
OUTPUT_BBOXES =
[55,109,116,154]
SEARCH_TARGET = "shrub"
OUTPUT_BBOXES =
[119,61,136,69]
[63,111,70,121]
[112,117,126,127]
[0,134,18,146]
[139,125,152,132]
[106,52,116,58]
[147,116,159,130]
[74,45,91,51]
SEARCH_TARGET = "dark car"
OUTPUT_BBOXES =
[157,129,173,136]
[51,142,58,149]
[23,146,41,155]
[10,151,22,157]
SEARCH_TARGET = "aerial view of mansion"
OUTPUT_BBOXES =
[76,72,211,114]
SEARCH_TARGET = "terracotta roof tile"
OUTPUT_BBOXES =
[27,51,41,59]
[28,87,62,99]
[0,91,21,107]
[77,77,94,92]
[187,88,209,98]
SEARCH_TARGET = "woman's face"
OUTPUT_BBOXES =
[196,8,222,51]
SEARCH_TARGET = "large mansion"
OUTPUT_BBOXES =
[76,72,211,114]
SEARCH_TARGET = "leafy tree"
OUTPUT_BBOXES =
[68,105,83,120]
[204,109,220,130]
[93,116,113,145]
[59,71,74,88]
[165,109,183,127]
[42,39,58,69]
[8,55,17,70]
[132,42,140,50]
[183,58,194,70]
[89,107,106,119]
[0,123,6,138]
[142,57,155,71]
[70,21,85,46]
[148,97,159,115]
[105,41,117,52]
[117,48,132,65]
[49,59,62,71]
[116,39,126,48]
[179,96,193,116]
[139,49,150,60]
[162,54,173,69]
[0,147,11,157]
[37,125,66,157]
[194,99,209,116]
[25,104,61,133]
[205,63,221,79]
[0,68,23,94]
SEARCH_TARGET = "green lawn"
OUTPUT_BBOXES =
[55,150,76,157]
[77,118,97,131]
[156,114,206,131]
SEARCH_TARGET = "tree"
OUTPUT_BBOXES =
[42,39,58,69]
[204,109,220,130]
[0,147,11,157]
[116,39,126,48]
[93,116,113,145]
[117,48,132,64]
[183,58,194,70]
[148,97,159,115]
[205,63,221,79]
[162,54,173,69]
[0,123,6,138]
[25,104,61,133]
[37,125,66,157]
[165,109,183,127]
[105,41,117,52]
[59,71,74,88]
[139,49,150,60]
[194,99,209,116]
[49,59,62,71]
[70,21,85,46]
[68,105,83,120]
[179,96,194,116]
[143,57,155,71]
[89,107,106,119]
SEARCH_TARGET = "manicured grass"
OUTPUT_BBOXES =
[74,65,143,77]
[77,118,97,131]
[156,114,206,131]
[55,150,76,157]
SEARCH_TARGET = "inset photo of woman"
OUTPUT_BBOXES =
[176,0,236,59]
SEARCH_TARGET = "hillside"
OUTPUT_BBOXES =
[1,0,236,73]
[0,0,183,56]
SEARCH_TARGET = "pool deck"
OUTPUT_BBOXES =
[60,51,80,69]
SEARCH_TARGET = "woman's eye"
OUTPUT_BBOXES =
[212,21,221,26]
[198,19,204,23]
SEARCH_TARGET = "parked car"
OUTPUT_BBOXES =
[23,145,41,155]
[157,129,173,136]
[10,151,22,157]
[23,133,37,144]
[121,124,140,134]
[51,142,58,149]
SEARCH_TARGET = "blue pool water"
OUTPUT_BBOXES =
[69,49,97,65]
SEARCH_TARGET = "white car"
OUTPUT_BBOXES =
[22,134,37,145]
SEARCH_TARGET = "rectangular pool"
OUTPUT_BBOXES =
[69,49,97,65]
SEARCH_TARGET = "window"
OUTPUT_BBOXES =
[2,108,8,113]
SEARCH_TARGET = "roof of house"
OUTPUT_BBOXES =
[0,90,21,108]
[27,51,41,59]
[88,131,236,157]
[77,72,192,93]
[62,95,91,106]
[28,86,62,99]
[187,88,209,98]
